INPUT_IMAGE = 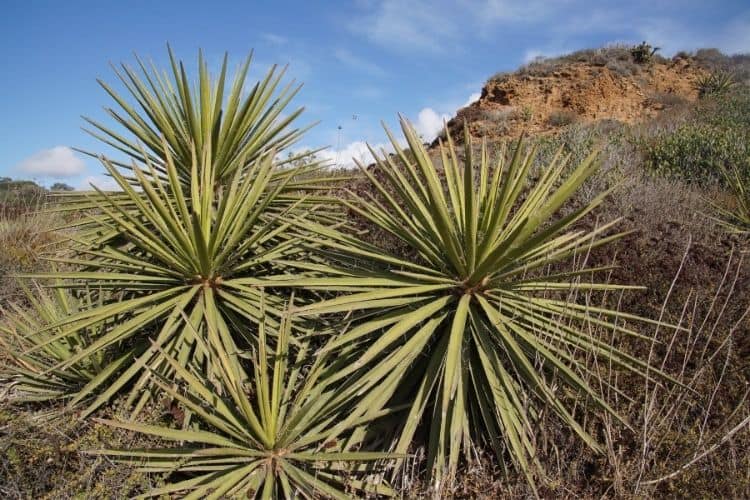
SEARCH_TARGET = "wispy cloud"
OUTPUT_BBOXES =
[350,0,457,53]
[349,1,750,58]
[478,0,564,23]
[260,33,288,45]
[334,48,387,77]
[350,0,570,53]
[15,146,86,177]
[636,13,750,55]
[325,88,480,168]
[78,174,120,191]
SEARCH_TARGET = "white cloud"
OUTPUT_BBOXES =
[523,49,545,63]
[78,174,120,191]
[413,108,451,142]
[16,146,86,177]
[318,88,479,168]
[319,141,390,168]
[463,92,481,107]
[334,48,387,77]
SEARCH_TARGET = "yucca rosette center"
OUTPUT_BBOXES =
[191,274,224,289]
[31,125,312,419]
[456,275,490,296]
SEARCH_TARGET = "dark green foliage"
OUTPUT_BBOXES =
[696,70,737,98]
[631,41,660,64]
[50,182,74,191]
[0,178,46,213]
[641,123,749,183]
[641,89,750,184]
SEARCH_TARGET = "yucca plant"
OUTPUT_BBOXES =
[92,304,398,499]
[16,49,351,418]
[24,144,322,418]
[0,282,130,404]
[279,119,677,490]
[696,70,737,98]
[81,46,313,186]
[711,163,750,235]
[55,48,338,246]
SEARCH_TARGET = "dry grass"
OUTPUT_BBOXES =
[0,401,168,499]
[0,202,68,306]
[491,45,652,82]
[397,245,749,498]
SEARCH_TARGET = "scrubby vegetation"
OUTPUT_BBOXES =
[639,86,750,184]
[1,46,749,499]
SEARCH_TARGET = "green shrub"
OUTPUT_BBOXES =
[640,89,750,184]
[631,41,660,64]
[0,178,46,217]
[641,123,749,183]
[95,307,398,498]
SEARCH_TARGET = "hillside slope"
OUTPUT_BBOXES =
[437,48,716,144]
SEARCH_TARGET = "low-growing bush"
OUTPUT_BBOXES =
[0,211,64,305]
[641,122,749,183]
[631,41,660,64]
[504,45,641,80]
[0,178,46,211]
[547,108,579,126]
[640,89,750,184]
[650,91,689,108]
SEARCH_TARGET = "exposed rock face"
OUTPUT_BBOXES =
[435,57,706,144]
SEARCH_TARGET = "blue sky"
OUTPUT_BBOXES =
[1,0,749,188]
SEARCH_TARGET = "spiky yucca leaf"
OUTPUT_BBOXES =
[23,143,320,418]
[81,46,313,186]
[282,119,678,489]
[696,70,737,98]
[711,163,750,235]
[53,49,343,245]
[0,282,131,404]
[93,305,399,499]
